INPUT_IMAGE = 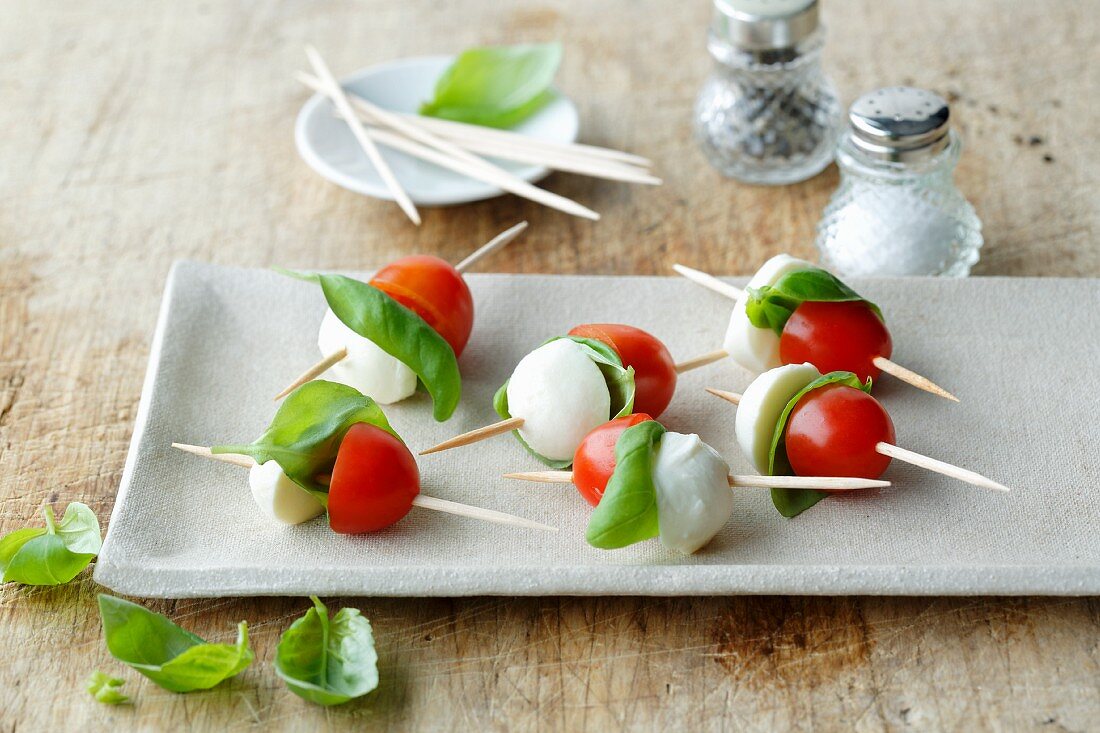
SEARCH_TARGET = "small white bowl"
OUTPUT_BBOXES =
[295,55,580,207]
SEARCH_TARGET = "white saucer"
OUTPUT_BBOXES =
[295,55,580,207]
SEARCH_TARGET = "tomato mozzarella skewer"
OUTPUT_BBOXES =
[275,222,527,403]
[507,416,888,554]
[420,322,699,464]
[172,425,553,534]
[673,256,958,401]
[712,364,1009,505]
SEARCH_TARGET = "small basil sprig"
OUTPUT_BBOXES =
[214,380,397,502]
[586,420,666,549]
[97,594,253,693]
[0,502,101,585]
[494,336,636,468]
[86,671,129,705]
[281,270,461,422]
[745,267,883,336]
[420,43,563,129]
[767,371,873,518]
[275,596,379,706]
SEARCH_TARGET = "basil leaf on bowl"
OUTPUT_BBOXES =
[493,336,636,468]
[420,43,563,129]
[767,371,873,518]
[745,267,882,336]
[281,270,461,422]
[275,596,379,706]
[86,671,129,705]
[214,380,397,502]
[586,420,665,549]
[0,502,101,586]
[97,594,253,693]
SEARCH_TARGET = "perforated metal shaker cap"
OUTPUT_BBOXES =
[847,86,951,161]
[711,0,819,51]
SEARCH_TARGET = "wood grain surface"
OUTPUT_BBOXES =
[2,1,1098,730]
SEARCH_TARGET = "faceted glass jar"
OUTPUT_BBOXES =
[815,131,984,277]
[694,28,842,185]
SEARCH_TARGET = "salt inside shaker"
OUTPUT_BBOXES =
[815,86,984,277]
[694,0,842,185]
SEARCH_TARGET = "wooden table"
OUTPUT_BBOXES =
[2,1,1097,729]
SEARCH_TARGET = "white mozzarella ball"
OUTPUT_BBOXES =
[735,363,821,473]
[651,432,734,555]
[722,254,816,374]
[506,339,611,462]
[316,309,418,404]
[248,460,325,525]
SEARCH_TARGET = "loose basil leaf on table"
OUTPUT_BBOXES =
[494,336,636,469]
[767,371,873,518]
[279,269,461,422]
[87,671,129,705]
[586,420,666,549]
[745,267,883,336]
[419,43,563,129]
[214,380,397,502]
[275,596,379,706]
[97,594,253,693]
[0,502,101,585]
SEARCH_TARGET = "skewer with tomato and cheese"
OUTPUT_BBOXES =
[674,255,958,401]
[506,414,891,554]
[709,363,1009,518]
[172,380,553,534]
[274,222,528,421]
[419,320,723,466]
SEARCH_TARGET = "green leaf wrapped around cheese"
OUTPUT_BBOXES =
[745,267,883,337]
[280,269,462,422]
[493,336,635,468]
[420,44,563,129]
[767,371,873,518]
[214,380,397,503]
[586,420,665,549]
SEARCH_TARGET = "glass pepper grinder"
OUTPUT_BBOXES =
[694,0,842,185]
[815,86,984,277]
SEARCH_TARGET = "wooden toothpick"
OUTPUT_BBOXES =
[503,469,890,491]
[672,264,744,301]
[705,389,1010,492]
[304,46,420,225]
[674,349,729,374]
[419,417,525,456]
[871,356,959,402]
[274,347,348,401]
[173,442,557,531]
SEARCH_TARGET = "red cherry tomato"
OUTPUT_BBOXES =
[370,255,475,357]
[567,323,677,417]
[779,301,893,381]
[784,384,896,480]
[327,423,420,534]
[571,413,654,506]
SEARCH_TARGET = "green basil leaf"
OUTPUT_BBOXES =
[282,270,462,422]
[0,504,100,585]
[420,43,562,129]
[494,336,636,468]
[767,371,873,518]
[87,671,129,705]
[586,420,665,549]
[97,594,253,693]
[214,380,397,502]
[745,267,882,336]
[275,596,379,706]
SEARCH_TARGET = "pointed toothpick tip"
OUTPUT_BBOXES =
[705,387,742,406]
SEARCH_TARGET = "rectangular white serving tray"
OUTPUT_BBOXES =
[95,261,1100,597]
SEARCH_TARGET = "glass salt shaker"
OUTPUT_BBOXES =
[694,0,842,185]
[815,86,984,277]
